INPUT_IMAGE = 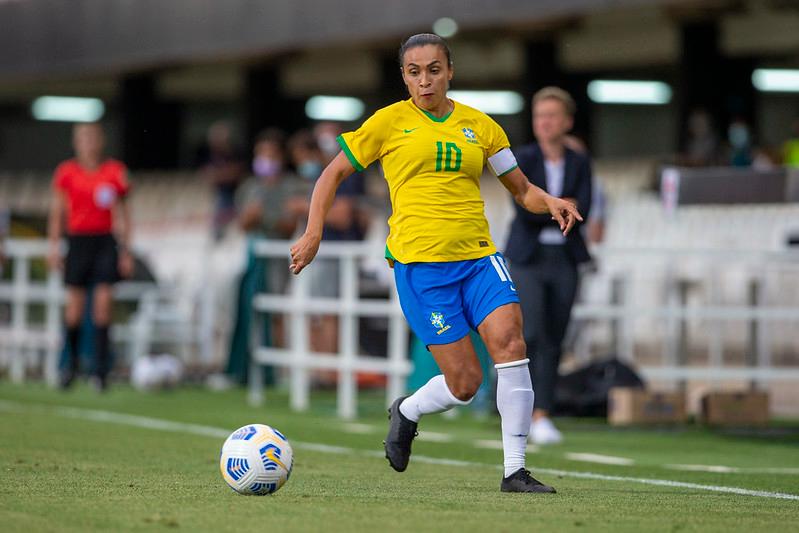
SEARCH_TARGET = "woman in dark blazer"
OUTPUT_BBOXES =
[505,87,592,444]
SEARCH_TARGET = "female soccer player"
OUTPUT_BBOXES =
[290,34,581,493]
[48,122,133,391]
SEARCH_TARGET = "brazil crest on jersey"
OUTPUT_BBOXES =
[337,98,516,264]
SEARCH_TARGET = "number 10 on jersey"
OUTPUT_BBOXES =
[435,141,462,172]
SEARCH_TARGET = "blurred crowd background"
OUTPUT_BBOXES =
[1,0,799,417]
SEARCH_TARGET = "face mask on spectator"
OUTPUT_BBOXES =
[298,161,323,181]
[317,134,339,157]
[253,157,281,178]
[728,124,750,149]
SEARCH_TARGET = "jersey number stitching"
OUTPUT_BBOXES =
[435,141,462,172]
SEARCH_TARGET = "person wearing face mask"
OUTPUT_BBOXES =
[727,118,753,167]
[225,129,308,385]
[237,129,308,240]
[288,130,366,367]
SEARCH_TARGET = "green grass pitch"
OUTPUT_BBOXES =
[1,382,797,532]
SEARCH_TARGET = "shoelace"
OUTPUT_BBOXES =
[519,469,543,484]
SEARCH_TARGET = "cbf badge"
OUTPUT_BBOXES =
[94,183,117,208]
[462,128,479,144]
[430,312,451,336]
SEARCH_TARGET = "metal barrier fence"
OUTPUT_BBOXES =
[0,238,160,384]
[5,237,798,406]
[249,240,411,419]
[573,246,799,384]
[250,241,799,419]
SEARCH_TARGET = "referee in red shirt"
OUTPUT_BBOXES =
[47,122,133,391]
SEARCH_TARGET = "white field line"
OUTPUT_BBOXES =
[566,453,636,466]
[416,431,454,443]
[342,423,376,434]
[1,400,798,501]
[474,439,539,453]
[667,464,799,475]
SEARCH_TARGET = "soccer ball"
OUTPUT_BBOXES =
[220,424,293,495]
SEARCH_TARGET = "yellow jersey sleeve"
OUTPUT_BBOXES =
[482,115,511,157]
[337,108,393,171]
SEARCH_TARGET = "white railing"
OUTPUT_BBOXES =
[249,240,411,419]
[0,238,159,384]
[573,246,799,384]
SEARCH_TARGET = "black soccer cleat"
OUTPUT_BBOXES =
[383,396,418,472]
[500,468,557,493]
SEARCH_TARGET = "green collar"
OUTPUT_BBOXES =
[410,98,454,123]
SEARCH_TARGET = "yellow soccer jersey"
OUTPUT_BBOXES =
[337,98,515,264]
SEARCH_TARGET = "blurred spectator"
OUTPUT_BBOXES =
[237,129,308,241]
[727,118,753,167]
[564,135,605,246]
[586,174,607,246]
[47,122,133,392]
[195,120,246,241]
[504,87,592,445]
[225,128,307,385]
[0,203,8,270]
[783,118,799,169]
[314,121,375,234]
[681,108,719,167]
[313,121,343,163]
[289,128,366,378]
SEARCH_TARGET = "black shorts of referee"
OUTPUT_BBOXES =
[64,233,120,287]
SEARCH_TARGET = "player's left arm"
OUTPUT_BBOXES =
[495,157,583,236]
[501,166,583,236]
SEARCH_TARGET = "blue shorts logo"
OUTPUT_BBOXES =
[430,312,452,336]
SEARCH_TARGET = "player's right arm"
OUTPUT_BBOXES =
[289,151,355,274]
[290,106,390,274]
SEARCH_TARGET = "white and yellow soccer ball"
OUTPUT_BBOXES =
[220,424,293,495]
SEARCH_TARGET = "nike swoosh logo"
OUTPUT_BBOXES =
[403,128,418,134]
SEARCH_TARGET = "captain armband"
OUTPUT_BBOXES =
[487,148,518,177]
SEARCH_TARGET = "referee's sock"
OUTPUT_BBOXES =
[65,326,80,372]
[495,358,534,478]
[399,374,472,422]
[94,325,110,378]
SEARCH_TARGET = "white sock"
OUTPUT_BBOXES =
[495,358,534,478]
[399,374,472,422]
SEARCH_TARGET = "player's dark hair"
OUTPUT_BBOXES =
[399,33,452,68]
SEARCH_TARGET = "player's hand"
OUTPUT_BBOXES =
[118,249,134,279]
[289,232,321,275]
[545,195,583,236]
[46,245,62,272]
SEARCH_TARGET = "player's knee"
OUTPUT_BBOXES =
[449,370,482,401]
[497,333,526,361]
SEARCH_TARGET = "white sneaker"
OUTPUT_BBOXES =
[529,418,563,445]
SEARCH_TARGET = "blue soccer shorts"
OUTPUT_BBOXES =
[393,252,520,347]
